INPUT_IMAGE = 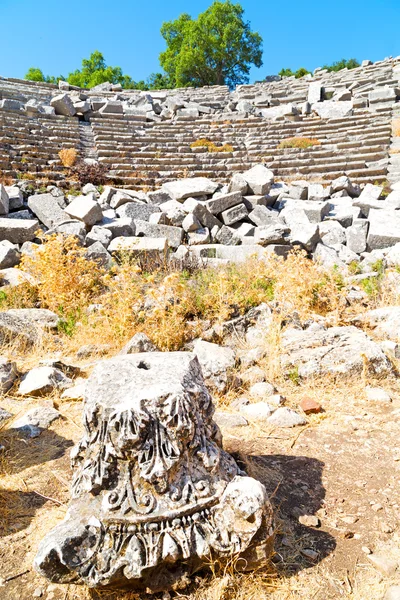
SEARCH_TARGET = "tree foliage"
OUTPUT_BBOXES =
[322,58,360,72]
[25,51,170,91]
[159,1,263,89]
[278,67,311,79]
[278,58,360,79]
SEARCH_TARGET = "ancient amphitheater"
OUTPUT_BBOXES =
[1,56,400,188]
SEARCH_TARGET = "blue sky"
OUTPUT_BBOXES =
[1,0,399,84]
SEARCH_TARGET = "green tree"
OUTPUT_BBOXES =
[66,50,128,88]
[159,1,263,89]
[322,58,360,72]
[25,67,46,82]
[278,67,310,79]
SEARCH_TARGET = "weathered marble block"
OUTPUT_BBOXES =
[34,352,274,592]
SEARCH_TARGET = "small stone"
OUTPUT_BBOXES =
[249,381,275,399]
[299,515,320,527]
[267,407,307,428]
[76,344,110,359]
[299,397,322,414]
[365,386,392,403]
[18,367,71,397]
[367,554,398,577]
[362,546,372,554]
[341,515,359,524]
[119,333,158,355]
[12,406,60,438]
[371,503,383,512]
[301,548,319,561]
[33,588,43,598]
[213,412,248,429]
[240,402,273,420]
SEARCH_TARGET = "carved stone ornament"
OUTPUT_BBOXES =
[34,352,274,592]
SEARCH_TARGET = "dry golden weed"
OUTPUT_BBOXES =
[191,139,234,153]
[278,137,321,150]
[58,148,78,168]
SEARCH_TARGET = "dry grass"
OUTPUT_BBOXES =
[1,240,400,599]
[278,137,321,150]
[191,139,234,153]
[0,171,13,186]
[58,148,78,168]
[1,238,348,359]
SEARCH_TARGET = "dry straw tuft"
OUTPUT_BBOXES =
[278,137,321,150]
[58,148,78,167]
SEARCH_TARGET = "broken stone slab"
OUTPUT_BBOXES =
[0,240,21,269]
[248,205,279,227]
[228,173,249,195]
[281,206,319,251]
[0,218,39,244]
[119,332,158,355]
[281,325,392,379]
[11,405,61,438]
[85,242,112,269]
[161,177,218,201]
[346,219,368,254]
[367,209,400,250]
[28,193,69,228]
[0,308,59,346]
[5,186,23,211]
[221,203,248,225]
[98,218,133,238]
[188,228,210,245]
[158,200,185,227]
[331,176,359,197]
[0,184,9,215]
[18,366,72,397]
[205,191,243,215]
[86,226,112,249]
[192,339,236,393]
[192,203,222,230]
[242,165,274,195]
[34,352,274,591]
[108,236,168,259]
[254,224,290,246]
[0,267,35,288]
[134,220,183,249]
[308,82,322,104]
[117,202,160,222]
[50,94,76,117]
[65,196,103,227]
[312,101,353,118]
[319,221,346,247]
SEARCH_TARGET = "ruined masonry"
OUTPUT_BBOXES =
[34,353,274,591]
[1,56,400,187]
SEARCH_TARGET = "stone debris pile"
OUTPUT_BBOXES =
[1,167,400,282]
[34,352,275,591]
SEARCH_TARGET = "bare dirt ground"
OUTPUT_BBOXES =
[1,374,399,600]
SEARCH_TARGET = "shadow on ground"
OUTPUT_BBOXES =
[236,452,336,577]
[0,428,73,537]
